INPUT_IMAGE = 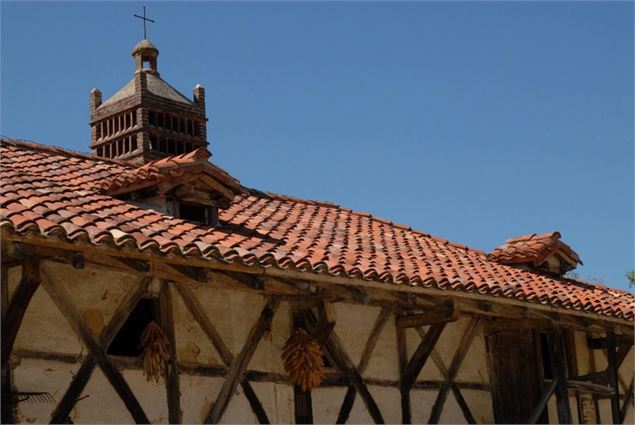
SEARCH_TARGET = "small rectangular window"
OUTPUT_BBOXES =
[179,203,208,224]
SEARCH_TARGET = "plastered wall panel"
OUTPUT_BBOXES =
[122,369,168,423]
[368,385,401,423]
[12,358,78,424]
[461,389,493,424]
[454,326,489,384]
[221,389,257,424]
[312,387,347,424]
[251,382,294,424]
[332,303,381,367]
[74,367,134,424]
[363,312,400,381]
[179,374,223,424]
[13,284,82,355]
[250,301,290,374]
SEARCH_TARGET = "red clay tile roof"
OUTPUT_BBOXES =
[1,139,633,320]
[488,231,583,269]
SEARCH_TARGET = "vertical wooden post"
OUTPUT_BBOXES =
[606,329,621,424]
[159,281,182,424]
[1,264,15,424]
[563,330,585,423]
[550,328,573,424]
[292,307,314,425]
[396,325,410,424]
[1,259,40,369]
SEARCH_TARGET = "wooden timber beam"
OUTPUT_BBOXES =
[39,267,150,424]
[427,318,481,424]
[204,296,280,424]
[313,300,337,344]
[0,264,14,424]
[549,328,573,424]
[396,299,457,328]
[159,281,182,424]
[1,258,40,369]
[221,270,264,291]
[174,282,270,424]
[49,277,152,424]
[6,234,634,329]
[526,378,559,424]
[396,324,410,424]
[336,307,391,424]
[587,335,633,349]
[620,377,634,424]
[399,322,446,424]
[606,329,622,424]
[111,256,150,273]
[167,263,207,283]
[414,326,476,424]
[305,310,385,424]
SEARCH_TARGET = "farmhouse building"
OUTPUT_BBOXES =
[1,38,633,424]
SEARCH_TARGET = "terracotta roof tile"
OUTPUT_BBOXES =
[1,138,633,320]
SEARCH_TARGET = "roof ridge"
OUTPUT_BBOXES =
[0,137,133,167]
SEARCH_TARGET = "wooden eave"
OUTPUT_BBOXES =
[2,231,633,333]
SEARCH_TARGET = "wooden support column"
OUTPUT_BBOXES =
[1,258,40,369]
[174,282,270,424]
[49,277,152,424]
[526,378,559,424]
[428,318,480,424]
[39,268,150,424]
[550,328,573,424]
[563,330,585,423]
[291,306,313,425]
[159,281,182,424]
[396,321,410,424]
[606,329,621,424]
[204,296,280,424]
[337,307,391,424]
[1,263,15,424]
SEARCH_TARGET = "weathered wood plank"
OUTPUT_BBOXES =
[428,318,480,424]
[221,270,264,291]
[396,324,409,424]
[526,378,559,424]
[50,277,151,424]
[174,282,270,424]
[204,296,280,424]
[336,307,390,424]
[0,263,15,424]
[1,259,40,369]
[39,268,150,424]
[159,281,182,424]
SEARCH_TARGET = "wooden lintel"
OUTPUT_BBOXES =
[396,301,457,329]
[168,263,207,283]
[587,335,633,349]
[111,256,150,273]
[220,270,264,291]
[573,370,609,384]
[566,380,614,397]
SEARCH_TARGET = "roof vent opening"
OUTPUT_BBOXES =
[487,231,582,276]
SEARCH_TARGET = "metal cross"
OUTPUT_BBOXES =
[133,6,155,40]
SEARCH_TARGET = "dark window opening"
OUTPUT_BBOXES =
[179,203,208,224]
[149,110,157,126]
[539,332,553,380]
[107,298,158,357]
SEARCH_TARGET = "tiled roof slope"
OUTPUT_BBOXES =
[1,139,633,320]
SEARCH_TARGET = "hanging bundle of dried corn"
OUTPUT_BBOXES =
[282,328,325,391]
[140,321,170,383]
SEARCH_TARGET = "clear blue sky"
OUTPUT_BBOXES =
[2,2,633,290]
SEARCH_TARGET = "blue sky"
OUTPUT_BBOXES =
[2,1,633,290]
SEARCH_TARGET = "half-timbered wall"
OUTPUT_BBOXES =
[4,259,634,424]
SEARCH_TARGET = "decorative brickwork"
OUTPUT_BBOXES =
[90,40,208,164]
